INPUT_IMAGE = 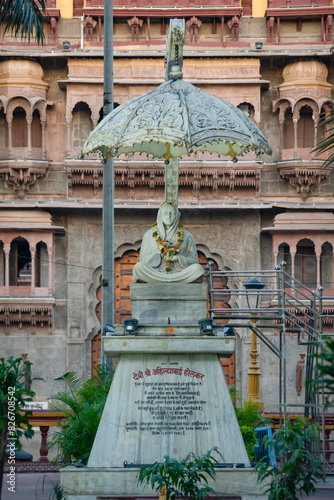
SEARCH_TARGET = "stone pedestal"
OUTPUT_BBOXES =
[130,283,207,325]
[61,283,266,499]
[61,467,267,500]
[88,351,248,467]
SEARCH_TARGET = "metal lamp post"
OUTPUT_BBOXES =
[244,277,265,409]
[101,0,114,366]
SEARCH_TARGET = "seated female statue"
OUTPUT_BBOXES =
[133,203,204,284]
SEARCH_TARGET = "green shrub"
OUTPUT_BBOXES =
[137,449,220,500]
[256,416,325,500]
[48,365,113,464]
[239,425,257,461]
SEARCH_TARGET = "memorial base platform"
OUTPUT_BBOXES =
[61,466,267,500]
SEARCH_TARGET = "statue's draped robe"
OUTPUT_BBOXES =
[133,226,203,284]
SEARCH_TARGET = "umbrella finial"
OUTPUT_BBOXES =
[165,19,185,81]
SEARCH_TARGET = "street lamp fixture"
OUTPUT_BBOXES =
[223,325,235,337]
[244,277,265,311]
[103,324,115,336]
[124,318,138,335]
[199,318,214,335]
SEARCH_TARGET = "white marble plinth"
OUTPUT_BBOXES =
[104,336,235,356]
[87,353,250,468]
[61,467,267,499]
[130,283,208,325]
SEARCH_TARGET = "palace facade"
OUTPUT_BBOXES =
[1,0,334,411]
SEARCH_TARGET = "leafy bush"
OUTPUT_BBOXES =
[48,366,113,465]
[229,387,271,461]
[0,356,38,498]
[138,449,220,500]
[308,336,334,407]
[239,425,257,461]
[256,416,325,500]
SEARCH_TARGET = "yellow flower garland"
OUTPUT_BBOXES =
[152,223,184,272]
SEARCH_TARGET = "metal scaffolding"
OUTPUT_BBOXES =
[206,261,334,467]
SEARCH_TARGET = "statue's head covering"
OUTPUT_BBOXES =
[157,203,181,242]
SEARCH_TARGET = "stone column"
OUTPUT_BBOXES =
[66,116,72,157]
[37,426,50,463]
[41,120,47,159]
[27,117,32,158]
[290,250,296,296]
[315,244,322,288]
[47,244,53,296]
[7,118,12,158]
[293,118,298,159]
[279,117,284,160]
[273,250,278,289]
[30,246,36,295]
[4,243,10,296]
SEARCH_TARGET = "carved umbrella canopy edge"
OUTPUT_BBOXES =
[80,19,272,204]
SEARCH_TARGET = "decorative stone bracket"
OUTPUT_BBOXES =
[0,160,49,199]
[277,162,331,195]
[66,160,261,197]
[0,300,55,334]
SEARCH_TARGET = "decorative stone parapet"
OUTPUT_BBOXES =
[0,298,55,334]
[0,159,50,198]
[65,159,262,198]
[277,160,331,195]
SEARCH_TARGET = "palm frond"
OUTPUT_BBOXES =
[0,0,46,44]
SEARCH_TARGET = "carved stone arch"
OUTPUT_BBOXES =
[294,98,318,121]
[196,244,229,272]
[273,98,295,115]
[236,101,256,122]
[296,236,315,247]
[70,98,93,118]
[6,96,31,122]
[0,96,8,113]
[31,99,47,122]
[319,99,334,112]
[114,241,142,260]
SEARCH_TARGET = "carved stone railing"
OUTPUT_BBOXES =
[82,3,243,44]
[265,3,334,43]
[65,159,262,198]
[0,298,55,334]
[277,160,331,194]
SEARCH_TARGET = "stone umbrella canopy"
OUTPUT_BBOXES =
[80,18,271,204]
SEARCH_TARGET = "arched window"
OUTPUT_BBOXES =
[35,241,49,287]
[297,105,314,149]
[238,102,255,122]
[277,243,292,276]
[98,102,120,124]
[31,109,42,149]
[12,107,27,148]
[0,241,4,286]
[283,108,294,149]
[321,242,332,289]
[295,239,317,289]
[72,102,93,151]
[9,237,31,286]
